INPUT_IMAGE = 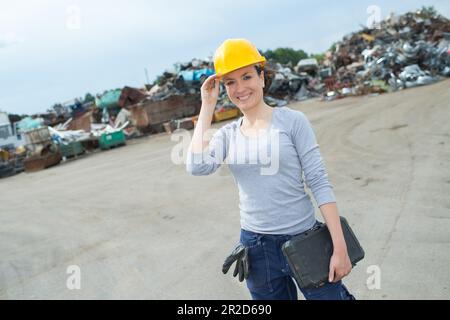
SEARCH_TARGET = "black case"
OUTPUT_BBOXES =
[281,217,364,289]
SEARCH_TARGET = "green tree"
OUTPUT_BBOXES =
[310,53,325,64]
[47,103,64,115]
[83,93,95,104]
[419,6,437,18]
[154,76,161,86]
[328,42,338,53]
[263,47,308,66]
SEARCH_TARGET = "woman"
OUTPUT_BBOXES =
[186,39,355,300]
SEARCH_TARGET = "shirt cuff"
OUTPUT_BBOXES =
[313,187,337,207]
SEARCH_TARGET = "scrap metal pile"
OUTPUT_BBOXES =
[147,10,449,105]
[0,147,26,178]
[147,58,214,101]
[142,7,450,107]
[272,9,450,102]
[322,10,450,99]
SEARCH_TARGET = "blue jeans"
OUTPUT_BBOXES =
[240,225,356,300]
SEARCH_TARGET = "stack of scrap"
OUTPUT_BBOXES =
[318,9,449,99]
[147,58,214,102]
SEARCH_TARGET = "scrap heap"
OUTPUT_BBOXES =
[259,9,450,102]
[312,9,450,100]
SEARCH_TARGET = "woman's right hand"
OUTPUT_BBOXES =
[200,74,221,110]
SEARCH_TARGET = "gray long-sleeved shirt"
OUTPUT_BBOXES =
[186,106,336,235]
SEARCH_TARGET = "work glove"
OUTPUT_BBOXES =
[222,243,249,282]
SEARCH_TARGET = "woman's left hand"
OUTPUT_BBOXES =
[328,250,352,283]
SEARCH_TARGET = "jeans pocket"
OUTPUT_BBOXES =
[240,229,260,248]
[246,242,270,290]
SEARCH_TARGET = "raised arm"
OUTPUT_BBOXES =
[189,74,220,153]
[186,74,227,176]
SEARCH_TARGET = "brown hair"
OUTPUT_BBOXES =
[255,64,274,95]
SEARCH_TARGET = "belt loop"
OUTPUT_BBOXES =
[257,234,263,246]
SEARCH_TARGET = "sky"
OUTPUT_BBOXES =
[1,0,449,115]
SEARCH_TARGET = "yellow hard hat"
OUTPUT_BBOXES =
[214,39,266,76]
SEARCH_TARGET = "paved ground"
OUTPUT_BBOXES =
[1,79,449,299]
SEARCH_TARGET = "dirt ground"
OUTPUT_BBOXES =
[1,79,449,300]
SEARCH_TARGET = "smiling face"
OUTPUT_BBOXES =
[222,64,265,111]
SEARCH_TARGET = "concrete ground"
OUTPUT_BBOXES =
[1,79,449,300]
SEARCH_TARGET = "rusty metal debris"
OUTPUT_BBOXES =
[257,9,450,102]
[314,10,449,99]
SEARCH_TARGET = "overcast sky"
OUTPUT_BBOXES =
[1,0,449,115]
